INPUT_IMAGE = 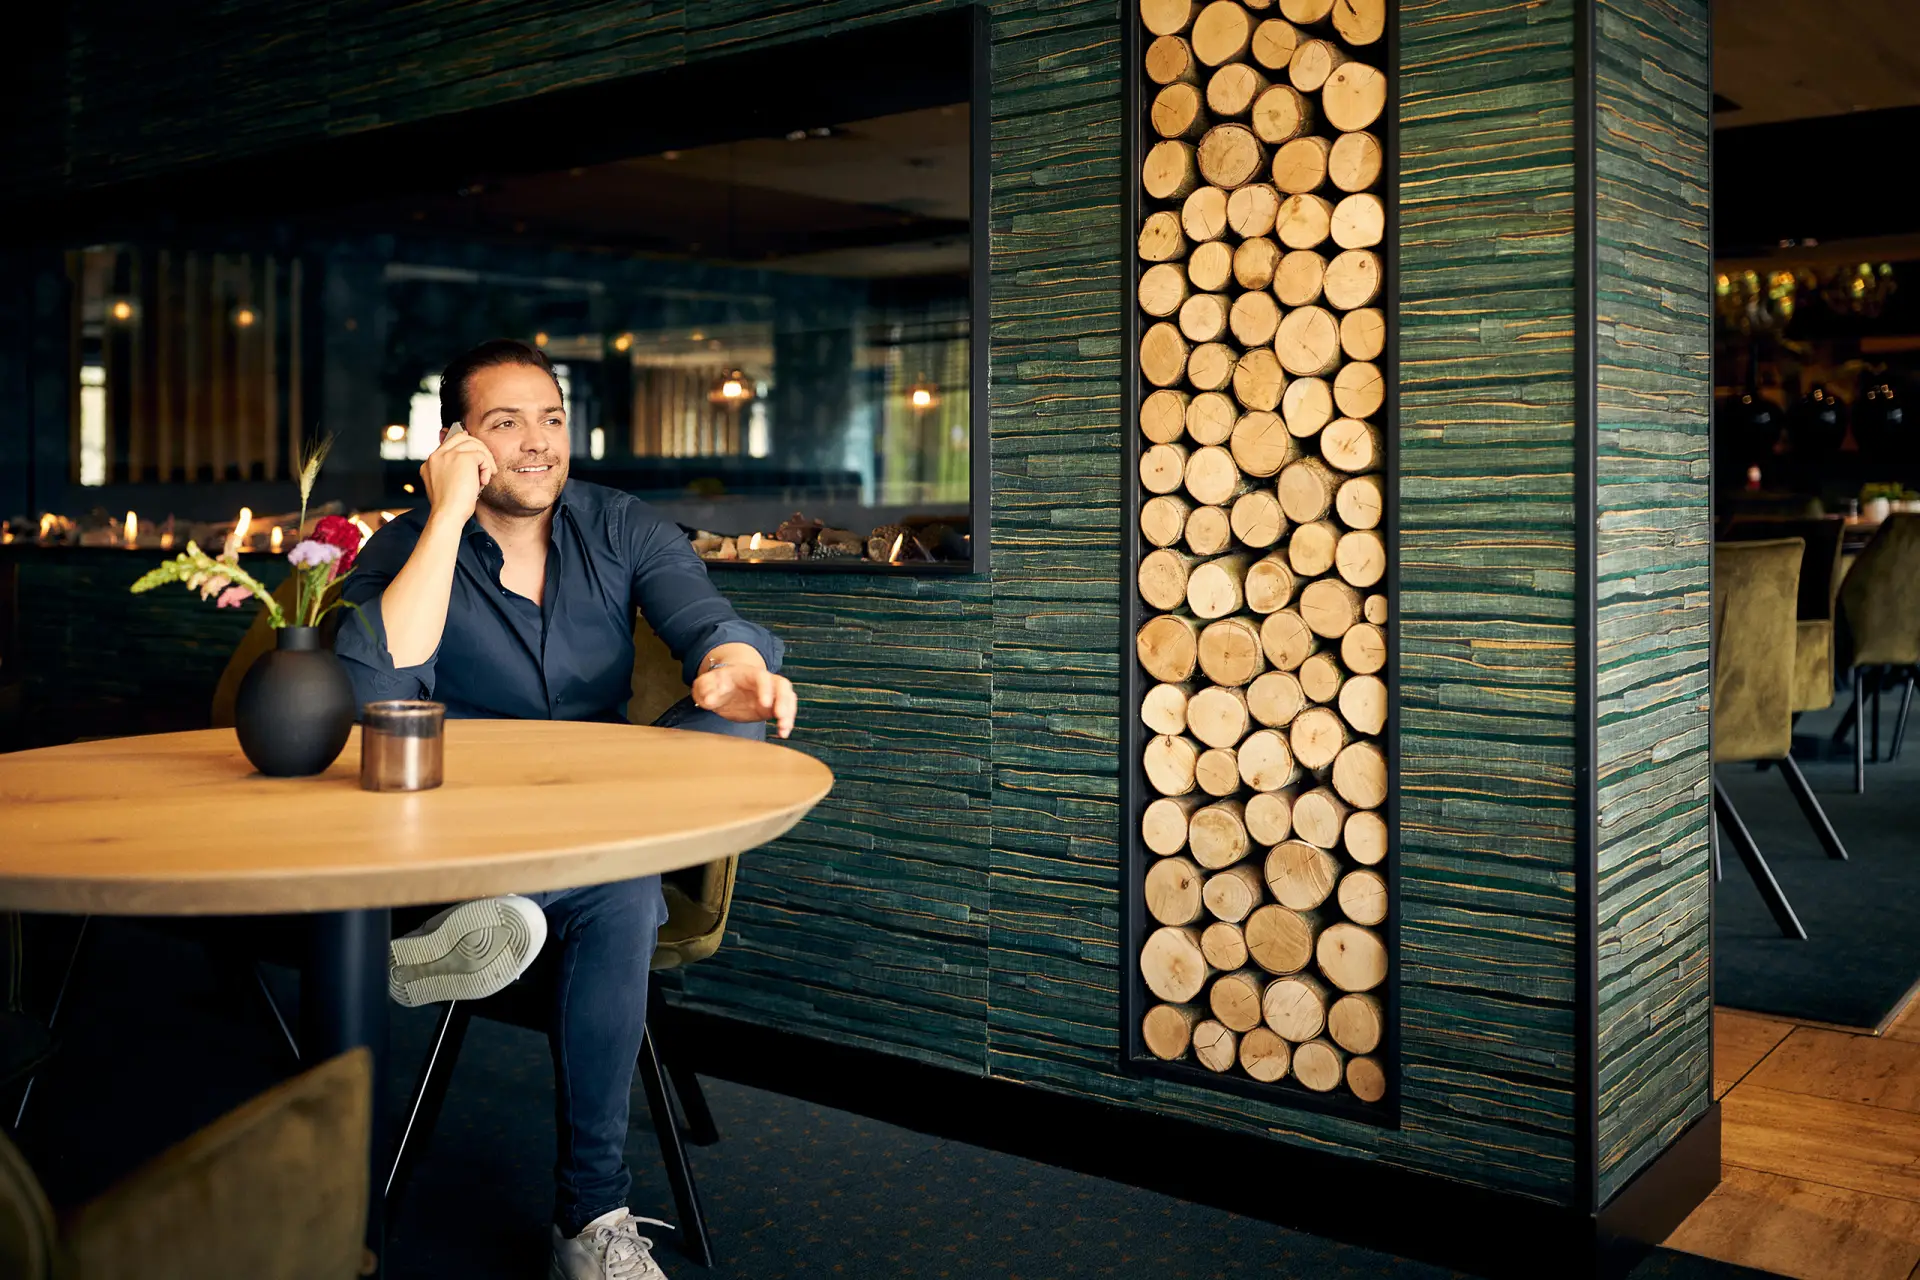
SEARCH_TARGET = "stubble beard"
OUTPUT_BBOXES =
[479,457,569,518]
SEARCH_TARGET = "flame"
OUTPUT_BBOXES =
[124,511,137,544]
[888,532,904,564]
[39,513,55,539]
[748,532,763,551]
[1,524,11,545]
[160,531,174,549]
[351,516,374,542]
[910,387,934,409]
[381,511,400,523]
[270,526,284,552]
[234,507,253,545]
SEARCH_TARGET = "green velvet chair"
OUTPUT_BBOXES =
[0,1049,370,1280]
[1719,516,1846,716]
[1833,515,1920,790]
[1713,538,1852,941]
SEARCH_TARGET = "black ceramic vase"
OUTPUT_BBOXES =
[233,626,356,777]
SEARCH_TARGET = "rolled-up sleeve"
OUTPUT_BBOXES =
[335,522,439,708]
[625,506,783,684]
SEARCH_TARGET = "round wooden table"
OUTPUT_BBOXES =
[0,720,832,1274]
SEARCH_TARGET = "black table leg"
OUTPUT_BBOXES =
[305,908,390,1278]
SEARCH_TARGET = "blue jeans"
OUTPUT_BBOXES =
[526,697,765,1237]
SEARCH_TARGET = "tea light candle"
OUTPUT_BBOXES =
[739,533,796,562]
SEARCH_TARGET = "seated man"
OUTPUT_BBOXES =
[337,338,797,1280]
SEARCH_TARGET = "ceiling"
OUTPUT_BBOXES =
[1716,0,1920,127]
[356,104,969,280]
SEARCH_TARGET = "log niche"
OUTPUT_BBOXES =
[1132,0,1391,1104]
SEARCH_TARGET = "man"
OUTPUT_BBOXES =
[337,338,796,1280]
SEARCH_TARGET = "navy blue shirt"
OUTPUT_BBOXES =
[335,480,781,721]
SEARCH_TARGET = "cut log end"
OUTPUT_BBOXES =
[1327,991,1384,1054]
[1292,1038,1347,1093]
[1143,1001,1202,1060]
[1142,923,1211,1004]
[1239,1026,1292,1082]
[1347,1053,1388,1102]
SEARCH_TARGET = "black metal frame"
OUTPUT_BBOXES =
[1117,1,1399,1127]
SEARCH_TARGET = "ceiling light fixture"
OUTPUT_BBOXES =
[233,306,257,329]
[384,424,408,443]
[709,369,753,404]
[909,381,939,411]
[613,333,633,352]
[109,299,135,323]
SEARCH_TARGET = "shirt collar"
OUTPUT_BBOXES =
[463,482,575,547]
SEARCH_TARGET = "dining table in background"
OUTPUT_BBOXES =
[0,719,833,1277]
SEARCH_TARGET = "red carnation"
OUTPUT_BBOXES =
[310,515,363,576]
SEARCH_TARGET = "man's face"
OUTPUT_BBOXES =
[450,363,571,517]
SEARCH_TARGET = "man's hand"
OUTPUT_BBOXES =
[420,430,497,524]
[691,644,798,739]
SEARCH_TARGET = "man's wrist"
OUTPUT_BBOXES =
[700,642,767,676]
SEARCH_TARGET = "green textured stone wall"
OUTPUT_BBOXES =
[3,0,1715,1209]
[1591,0,1714,1201]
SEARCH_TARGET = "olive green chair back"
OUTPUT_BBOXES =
[0,1050,370,1280]
[1839,514,1920,669]
[630,613,739,969]
[0,1121,55,1280]
[1713,538,1803,765]
[1721,517,1846,712]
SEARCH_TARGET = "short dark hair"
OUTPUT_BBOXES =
[439,338,564,431]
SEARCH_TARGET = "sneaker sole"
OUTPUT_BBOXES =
[389,897,544,1007]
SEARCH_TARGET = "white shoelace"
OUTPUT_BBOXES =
[589,1214,674,1279]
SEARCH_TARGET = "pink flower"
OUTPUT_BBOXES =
[216,584,252,608]
[287,539,343,568]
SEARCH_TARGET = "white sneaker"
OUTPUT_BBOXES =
[387,895,547,1007]
[549,1210,673,1280]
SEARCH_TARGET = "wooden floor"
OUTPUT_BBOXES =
[1664,999,1920,1279]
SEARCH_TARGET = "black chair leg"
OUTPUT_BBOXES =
[1777,755,1849,862]
[638,1018,713,1267]
[1714,779,1807,940]
[10,916,91,1134]
[1854,669,1868,793]
[1831,689,1858,748]
[253,964,302,1064]
[386,1001,473,1215]
[1871,668,1884,762]
[1892,671,1917,762]
[665,1054,720,1148]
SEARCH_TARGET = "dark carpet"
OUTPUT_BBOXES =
[13,921,1773,1280]
[1715,698,1920,1029]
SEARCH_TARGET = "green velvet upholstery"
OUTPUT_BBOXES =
[0,1050,370,1280]
[0,1123,56,1280]
[628,612,737,969]
[1840,514,1920,668]
[1794,620,1833,713]
[1720,517,1846,713]
[1713,539,1804,765]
